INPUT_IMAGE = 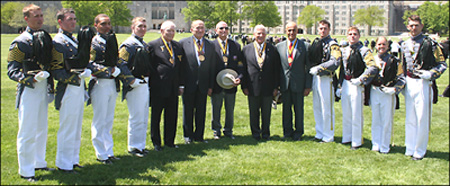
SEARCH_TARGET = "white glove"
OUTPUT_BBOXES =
[79,69,92,79]
[309,66,321,75]
[417,70,432,80]
[111,66,121,77]
[350,78,362,86]
[335,88,342,98]
[34,71,50,82]
[380,87,396,95]
[130,79,146,88]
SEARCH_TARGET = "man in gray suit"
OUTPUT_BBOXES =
[241,25,281,141]
[276,21,312,141]
[180,20,217,144]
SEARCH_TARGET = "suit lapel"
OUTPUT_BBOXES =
[249,44,260,70]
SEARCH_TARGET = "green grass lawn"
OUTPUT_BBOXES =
[1,32,449,185]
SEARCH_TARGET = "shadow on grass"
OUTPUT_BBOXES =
[38,135,260,184]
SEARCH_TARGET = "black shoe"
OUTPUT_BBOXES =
[129,149,145,157]
[20,175,37,182]
[194,139,208,143]
[142,149,150,155]
[351,145,362,150]
[293,136,302,141]
[262,136,270,140]
[253,136,261,141]
[108,156,120,160]
[311,137,322,142]
[224,135,235,139]
[412,157,423,161]
[166,144,179,148]
[379,152,388,154]
[58,168,79,174]
[35,167,55,171]
[73,164,84,169]
[154,145,163,151]
[341,141,351,145]
[97,158,113,165]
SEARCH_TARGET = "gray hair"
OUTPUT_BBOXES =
[161,20,176,30]
[253,24,267,33]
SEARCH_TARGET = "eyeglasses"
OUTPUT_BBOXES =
[219,27,229,30]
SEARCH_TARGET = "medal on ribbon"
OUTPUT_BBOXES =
[161,37,175,64]
[194,38,205,61]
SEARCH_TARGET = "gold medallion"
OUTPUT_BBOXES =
[199,55,205,61]
[169,58,174,64]
[223,56,228,63]
[288,57,293,63]
[257,58,264,63]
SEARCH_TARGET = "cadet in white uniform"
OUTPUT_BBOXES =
[369,36,405,154]
[401,15,447,160]
[309,20,341,143]
[7,4,55,182]
[337,26,379,150]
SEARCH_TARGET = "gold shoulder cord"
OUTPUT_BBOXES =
[119,47,130,63]
[7,44,25,63]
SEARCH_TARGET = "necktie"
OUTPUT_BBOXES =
[288,42,293,66]
[222,41,226,47]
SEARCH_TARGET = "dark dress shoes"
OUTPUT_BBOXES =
[20,175,37,182]
[351,145,362,150]
[154,145,163,151]
[412,157,423,161]
[58,168,79,174]
[108,156,120,160]
[97,158,113,165]
[35,167,55,171]
[73,164,84,168]
[166,144,179,148]
[129,149,145,157]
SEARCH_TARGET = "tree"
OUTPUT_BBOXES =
[242,1,281,28]
[61,1,132,28]
[43,6,59,28]
[211,1,240,33]
[297,5,326,34]
[1,2,26,28]
[353,6,385,36]
[182,1,215,28]
[416,2,449,35]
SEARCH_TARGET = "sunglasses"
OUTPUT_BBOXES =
[219,27,229,30]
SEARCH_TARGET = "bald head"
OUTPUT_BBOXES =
[285,21,298,41]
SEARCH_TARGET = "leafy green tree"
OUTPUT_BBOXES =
[242,1,281,28]
[353,6,385,36]
[182,1,215,28]
[1,2,26,28]
[43,6,59,28]
[297,5,325,34]
[416,2,449,34]
[402,2,449,35]
[62,1,132,29]
[211,1,240,32]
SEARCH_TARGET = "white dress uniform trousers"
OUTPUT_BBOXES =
[17,80,49,177]
[341,79,364,147]
[126,77,149,151]
[91,78,118,160]
[370,85,395,153]
[312,75,335,142]
[55,79,85,170]
[404,77,432,158]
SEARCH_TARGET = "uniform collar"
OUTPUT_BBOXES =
[411,33,424,42]
[59,28,73,38]
[26,26,37,34]
[132,33,144,43]
[378,52,389,59]
[350,41,363,50]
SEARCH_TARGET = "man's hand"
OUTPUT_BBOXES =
[416,69,432,80]
[380,87,396,95]
[304,88,311,96]
[34,71,50,82]
[243,88,249,96]
[111,66,121,77]
[350,78,362,86]
[309,66,321,75]
[336,88,342,98]
[207,88,213,96]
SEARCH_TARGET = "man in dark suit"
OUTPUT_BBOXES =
[210,21,244,140]
[276,21,312,141]
[180,20,217,144]
[148,20,185,151]
[241,25,281,141]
